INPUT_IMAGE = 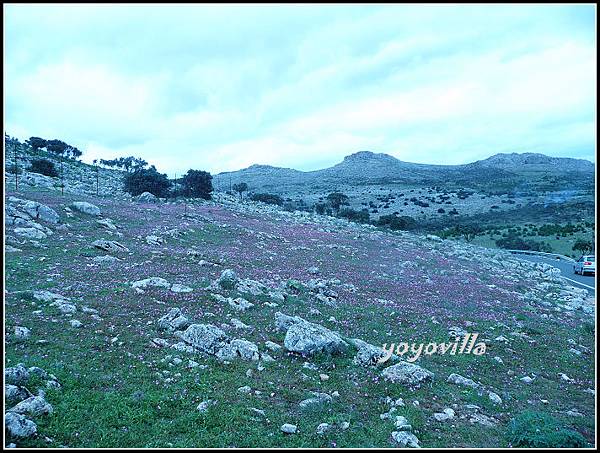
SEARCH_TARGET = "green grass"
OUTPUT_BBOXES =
[5,187,595,448]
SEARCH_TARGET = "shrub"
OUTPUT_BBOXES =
[314,203,330,215]
[338,208,370,223]
[496,234,552,252]
[250,193,283,206]
[181,169,213,199]
[123,166,171,197]
[507,411,587,448]
[377,214,415,231]
[29,158,59,177]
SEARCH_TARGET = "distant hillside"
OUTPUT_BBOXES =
[213,151,594,193]
[468,152,595,173]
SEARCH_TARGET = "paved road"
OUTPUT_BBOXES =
[513,254,595,294]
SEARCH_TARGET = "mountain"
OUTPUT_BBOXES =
[468,152,595,173]
[213,151,594,193]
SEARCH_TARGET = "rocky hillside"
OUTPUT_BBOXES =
[212,151,595,223]
[213,150,594,192]
[4,182,595,447]
[4,141,129,199]
[468,152,595,173]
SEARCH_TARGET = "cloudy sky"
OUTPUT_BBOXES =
[4,4,596,176]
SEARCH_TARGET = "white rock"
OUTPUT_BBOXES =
[4,412,37,438]
[170,283,193,293]
[280,423,297,434]
[71,201,101,216]
[488,392,502,404]
[14,326,31,340]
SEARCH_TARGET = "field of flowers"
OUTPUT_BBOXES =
[5,186,596,448]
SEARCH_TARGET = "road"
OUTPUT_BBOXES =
[513,253,595,294]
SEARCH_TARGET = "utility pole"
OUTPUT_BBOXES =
[96,163,99,196]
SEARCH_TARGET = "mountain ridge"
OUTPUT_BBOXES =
[213,151,594,193]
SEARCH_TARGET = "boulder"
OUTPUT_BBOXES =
[298,392,332,409]
[92,239,129,253]
[145,235,163,245]
[170,283,193,293]
[5,385,32,406]
[23,201,60,224]
[14,227,47,240]
[4,412,37,438]
[96,218,117,230]
[13,326,31,341]
[217,269,238,290]
[71,201,101,216]
[284,320,348,356]
[215,339,260,361]
[131,277,171,289]
[157,308,190,332]
[381,361,434,387]
[137,192,158,203]
[179,324,228,354]
[237,278,268,296]
[350,338,396,367]
[447,373,480,389]
[21,172,55,188]
[8,395,53,416]
[5,364,30,386]
[391,430,420,448]
[280,423,297,434]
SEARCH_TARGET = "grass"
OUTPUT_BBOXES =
[4,186,596,448]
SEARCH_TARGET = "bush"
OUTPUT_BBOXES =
[338,208,370,223]
[123,166,172,197]
[496,234,552,252]
[181,169,213,199]
[250,193,284,206]
[29,158,59,177]
[507,411,587,448]
[377,214,415,231]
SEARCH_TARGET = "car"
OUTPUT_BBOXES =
[573,255,595,275]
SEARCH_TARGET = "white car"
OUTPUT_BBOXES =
[573,255,595,275]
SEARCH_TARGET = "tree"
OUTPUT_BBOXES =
[123,167,172,197]
[26,137,47,151]
[572,239,593,254]
[233,182,248,201]
[326,192,349,212]
[181,169,213,199]
[66,146,83,159]
[457,224,483,242]
[46,139,70,156]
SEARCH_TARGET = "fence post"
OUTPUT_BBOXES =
[60,156,64,195]
[14,144,19,191]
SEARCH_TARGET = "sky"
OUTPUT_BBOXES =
[4,4,597,176]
